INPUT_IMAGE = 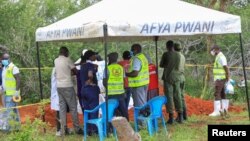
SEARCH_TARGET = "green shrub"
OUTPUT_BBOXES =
[4,118,53,141]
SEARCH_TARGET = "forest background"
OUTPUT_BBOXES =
[0,0,250,104]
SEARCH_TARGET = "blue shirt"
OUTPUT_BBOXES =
[80,63,97,87]
[132,57,142,71]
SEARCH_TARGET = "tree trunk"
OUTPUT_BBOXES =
[220,0,229,11]
[209,0,217,8]
[201,35,214,99]
[196,0,203,5]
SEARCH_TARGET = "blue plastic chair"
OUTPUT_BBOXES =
[102,99,119,138]
[83,99,119,141]
[134,96,167,136]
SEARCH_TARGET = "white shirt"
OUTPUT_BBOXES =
[93,60,105,93]
[93,60,105,81]
[75,58,81,70]
[50,68,59,111]
[2,63,20,91]
[217,52,227,66]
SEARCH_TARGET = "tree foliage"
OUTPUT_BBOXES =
[0,0,249,103]
[0,0,92,103]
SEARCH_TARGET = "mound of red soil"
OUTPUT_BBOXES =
[19,105,83,128]
[19,84,243,128]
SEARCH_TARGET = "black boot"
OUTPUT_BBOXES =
[219,110,225,119]
[183,108,188,120]
[176,113,183,124]
[223,109,230,118]
[167,113,174,124]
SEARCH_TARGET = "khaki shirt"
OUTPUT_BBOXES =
[54,55,75,88]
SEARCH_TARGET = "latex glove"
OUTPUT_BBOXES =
[14,91,20,97]
[0,86,3,95]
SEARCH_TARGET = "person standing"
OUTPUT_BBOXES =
[50,67,61,136]
[50,67,71,136]
[209,45,230,117]
[93,54,106,94]
[75,49,88,107]
[103,52,128,120]
[0,61,4,107]
[54,46,82,135]
[1,53,21,131]
[160,40,182,124]
[80,50,99,135]
[174,43,188,121]
[146,55,159,101]
[126,44,149,111]
[0,60,4,130]
[118,51,132,112]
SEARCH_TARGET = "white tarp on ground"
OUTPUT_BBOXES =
[35,0,241,42]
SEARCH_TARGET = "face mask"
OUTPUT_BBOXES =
[210,50,215,56]
[2,60,9,66]
[130,51,134,57]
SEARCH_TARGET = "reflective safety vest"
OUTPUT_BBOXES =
[128,53,149,87]
[5,63,17,96]
[213,53,226,81]
[108,64,125,95]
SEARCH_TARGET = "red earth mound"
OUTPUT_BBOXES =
[19,84,243,128]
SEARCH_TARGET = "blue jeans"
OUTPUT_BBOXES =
[4,96,21,131]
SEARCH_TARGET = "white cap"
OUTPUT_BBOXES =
[75,49,88,70]
[82,49,88,56]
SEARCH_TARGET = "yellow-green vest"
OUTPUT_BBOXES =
[108,64,125,95]
[128,53,149,87]
[213,53,226,81]
[5,63,17,96]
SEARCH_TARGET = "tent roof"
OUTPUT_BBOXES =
[35,0,241,42]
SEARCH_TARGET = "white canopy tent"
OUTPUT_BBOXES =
[35,0,249,120]
[36,0,241,42]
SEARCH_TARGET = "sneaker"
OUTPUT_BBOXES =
[56,131,61,136]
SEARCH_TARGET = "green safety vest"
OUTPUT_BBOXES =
[108,64,125,95]
[128,53,149,87]
[213,53,226,81]
[5,63,17,96]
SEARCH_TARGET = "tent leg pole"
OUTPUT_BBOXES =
[154,36,159,96]
[36,42,44,105]
[103,24,109,136]
[239,33,250,120]
[36,42,46,132]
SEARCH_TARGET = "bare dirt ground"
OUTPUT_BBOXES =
[19,84,243,128]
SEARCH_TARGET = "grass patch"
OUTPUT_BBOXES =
[1,111,249,141]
